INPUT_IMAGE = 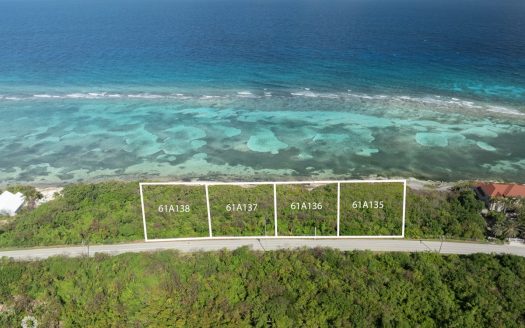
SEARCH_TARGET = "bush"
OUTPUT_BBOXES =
[406,188,486,240]
[0,182,491,248]
[1,250,525,327]
[0,182,143,247]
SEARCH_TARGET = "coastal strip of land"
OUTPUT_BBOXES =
[2,179,524,254]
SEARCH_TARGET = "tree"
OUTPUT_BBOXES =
[6,185,43,209]
[494,219,525,239]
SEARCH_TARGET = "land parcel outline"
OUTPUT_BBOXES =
[339,181,405,236]
[208,184,275,237]
[141,184,209,239]
[140,180,406,241]
[276,183,338,236]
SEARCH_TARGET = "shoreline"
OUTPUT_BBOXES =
[2,175,466,191]
[1,174,515,193]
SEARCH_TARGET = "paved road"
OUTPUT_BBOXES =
[2,239,525,260]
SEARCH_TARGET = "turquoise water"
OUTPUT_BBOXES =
[0,0,524,184]
[1,91,524,184]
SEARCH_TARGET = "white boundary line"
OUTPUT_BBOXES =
[140,179,406,241]
[140,179,406,186]
[337,182,341,237]
[402,180,407,238]
[139,183,148,242]
[205,184,212,237]
[147,235,405,242]
[273,183,278,237]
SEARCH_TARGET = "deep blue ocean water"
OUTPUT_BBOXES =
[0,0,524,184]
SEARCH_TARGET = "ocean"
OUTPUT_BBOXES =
[0,0,524,184]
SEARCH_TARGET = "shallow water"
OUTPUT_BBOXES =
[1,91,524,184]
[0,0,524,184]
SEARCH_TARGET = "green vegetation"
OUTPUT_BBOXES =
[340,182,404,235]
[0,182,142,248]
[276,184,337,236]
[0,180,506,248]
[142,185,209,239]
[1,249,525,327]
[485,199,525,240]
[405,186,487,240]
[209,185,274,236]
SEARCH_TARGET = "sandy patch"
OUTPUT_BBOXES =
[36,187,63,206]
[406,178,455,191]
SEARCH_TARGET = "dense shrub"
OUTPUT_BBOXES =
[1,249,525,327]
[406,188,486,240]
[1,182,490,248]
[0,182,143,247]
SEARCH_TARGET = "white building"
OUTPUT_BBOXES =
[0,191,26,216]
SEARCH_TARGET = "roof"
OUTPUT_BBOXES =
[0,191,26,216]
[478,183,525,198]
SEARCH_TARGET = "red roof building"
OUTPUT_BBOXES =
[478,183,525,198]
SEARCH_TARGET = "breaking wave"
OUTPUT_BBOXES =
[0,88,523,117]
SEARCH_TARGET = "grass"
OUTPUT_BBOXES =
[276,183,338,236]
[339,182,404,236]
[142,184,209,239]
[208,184,274,236]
